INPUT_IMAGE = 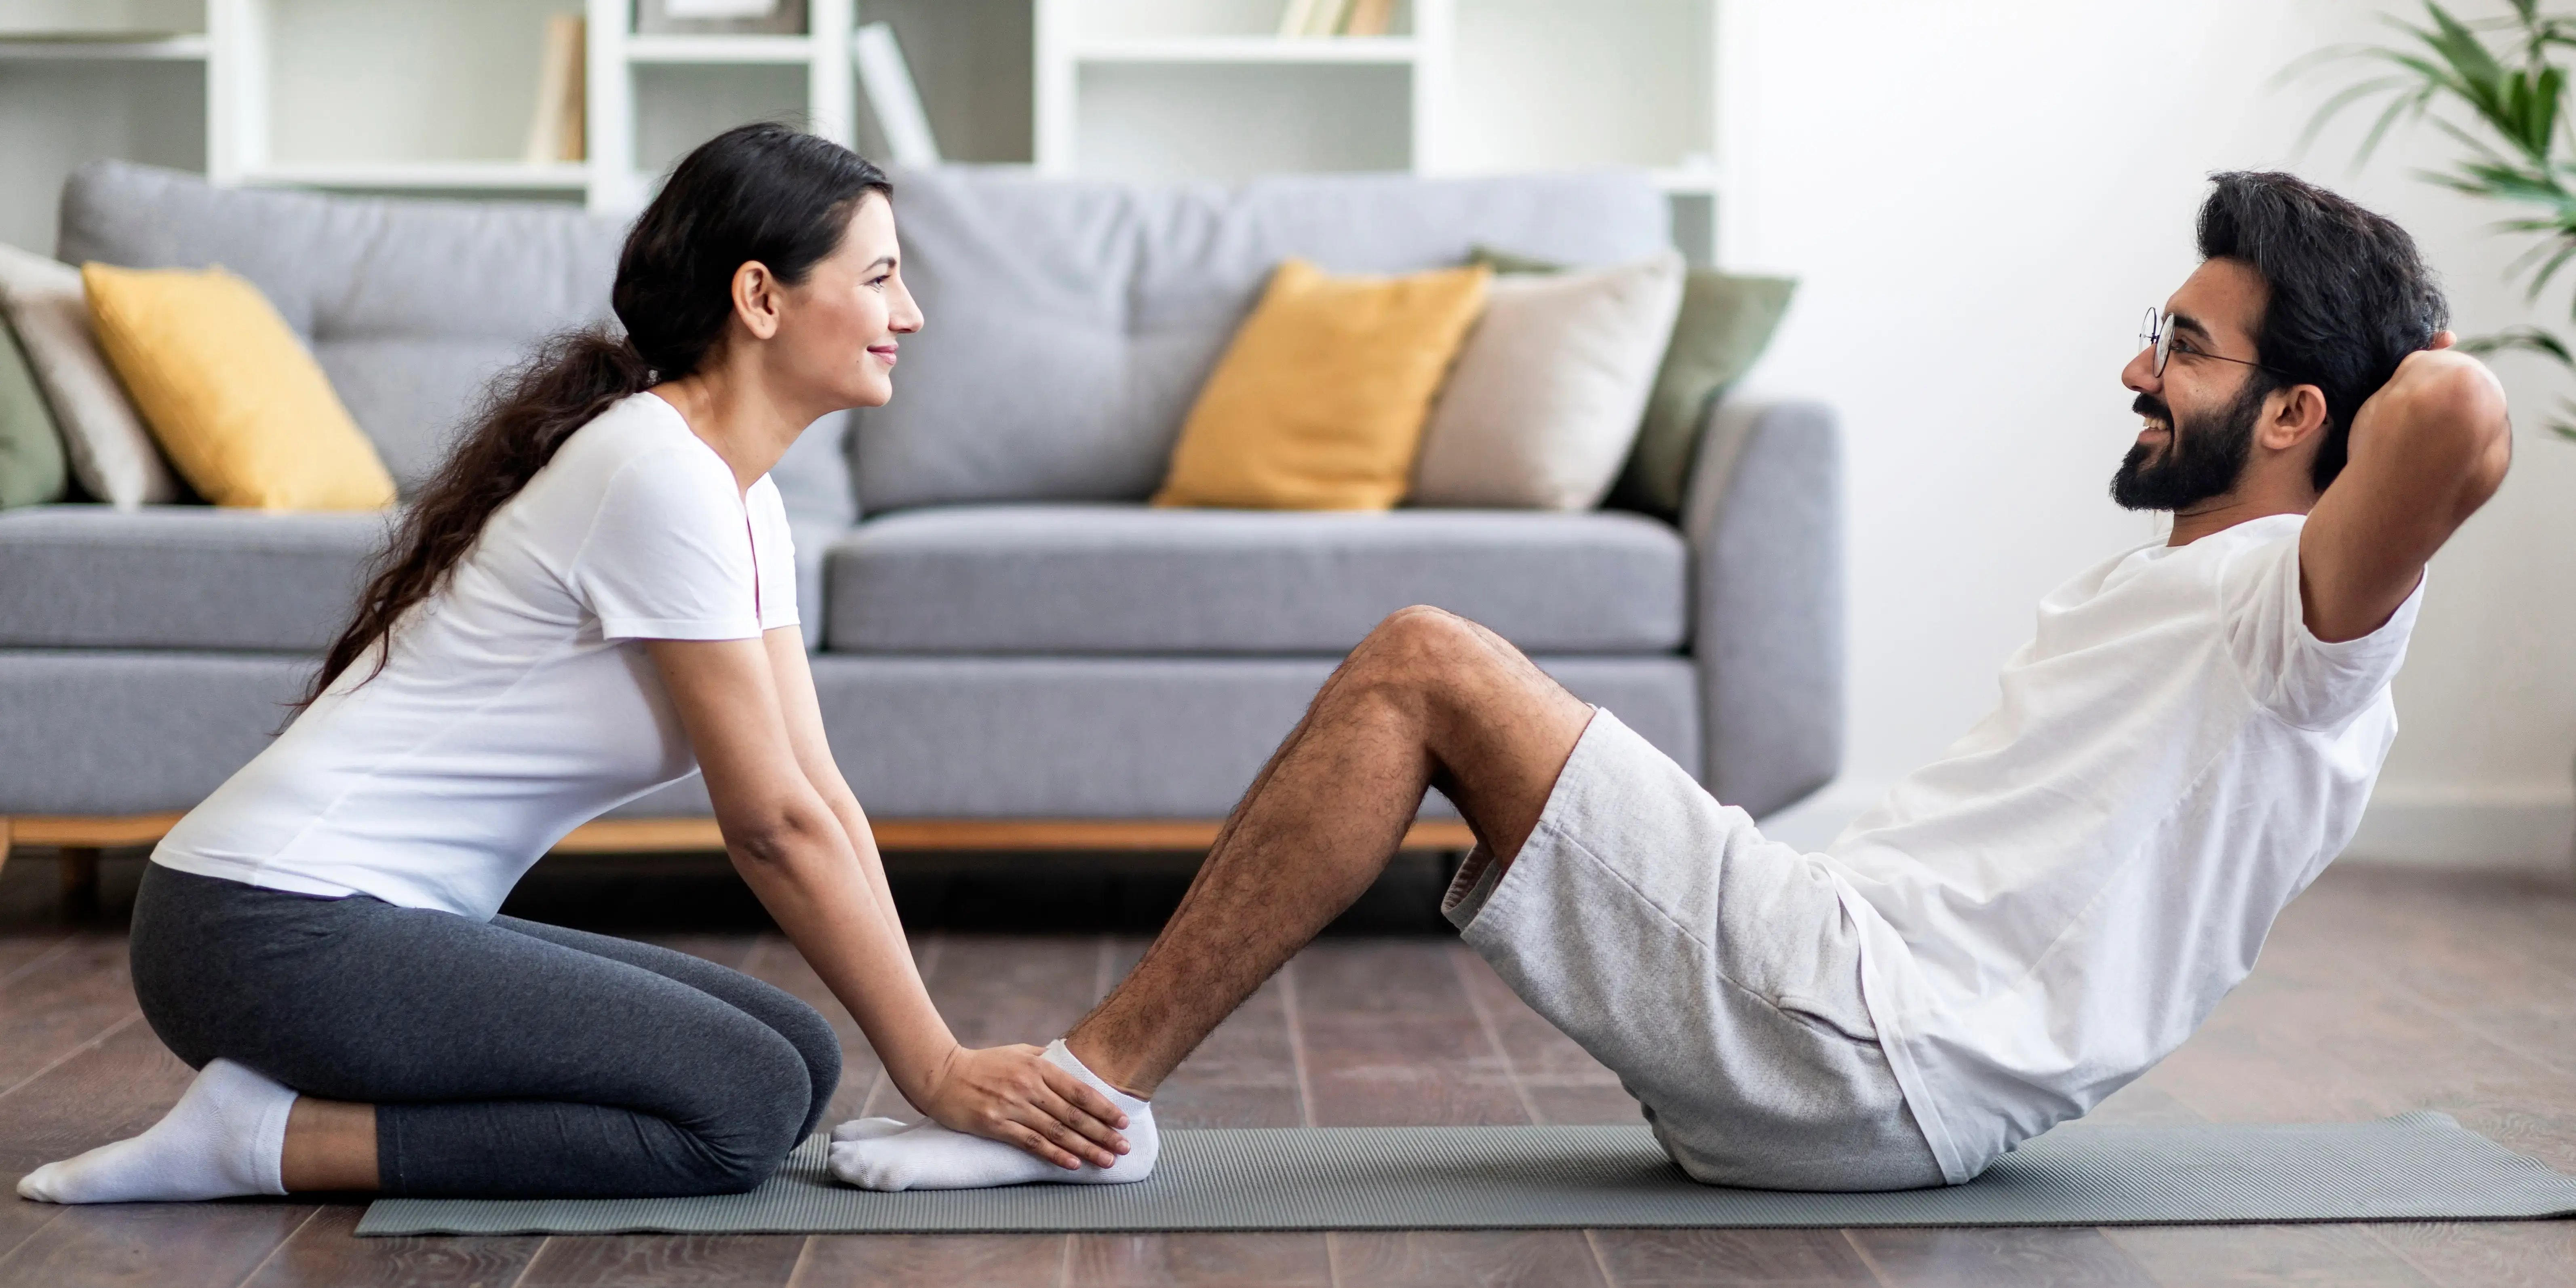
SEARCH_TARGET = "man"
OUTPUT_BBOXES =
[835,172,2511,1192]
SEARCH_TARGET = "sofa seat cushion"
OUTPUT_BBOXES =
[825,505,1687,655]
[0,504,388,650]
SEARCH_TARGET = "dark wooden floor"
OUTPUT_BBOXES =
[0,849,2570,1287]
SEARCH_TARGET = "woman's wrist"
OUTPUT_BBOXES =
[895,1039,967,1110]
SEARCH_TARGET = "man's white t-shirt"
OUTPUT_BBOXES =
[154,392,799,920]
[1817,513,2421,1185]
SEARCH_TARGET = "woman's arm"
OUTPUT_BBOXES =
[643,635,1128,1169]
[761,628,904,945]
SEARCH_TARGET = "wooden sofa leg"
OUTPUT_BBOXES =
[60,847,101,920]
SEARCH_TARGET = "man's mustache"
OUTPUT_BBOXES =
[2132,393,2172,428]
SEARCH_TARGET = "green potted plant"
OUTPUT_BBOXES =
[2296,0,2576,435]
[2298,1,2576,869]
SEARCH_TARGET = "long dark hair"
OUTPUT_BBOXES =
[299,123,891,710]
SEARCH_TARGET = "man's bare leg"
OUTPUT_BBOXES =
[1066,606,1593,1096]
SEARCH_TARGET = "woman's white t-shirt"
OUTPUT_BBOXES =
[153,392,798,920]
[1817,513,2421,1184]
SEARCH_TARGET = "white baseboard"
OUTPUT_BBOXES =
[2337,786,2576,873]
[1756,781,2576,875]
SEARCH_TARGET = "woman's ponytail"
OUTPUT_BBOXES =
[297,329,652,709]
[295,122,889,713]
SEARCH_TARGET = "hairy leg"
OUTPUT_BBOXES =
[1067,607,1593,1095]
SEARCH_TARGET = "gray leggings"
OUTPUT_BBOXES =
[129,864,841,1199]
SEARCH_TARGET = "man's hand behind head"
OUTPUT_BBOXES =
[2304,339,2512,642]
[2345,343,2511,525]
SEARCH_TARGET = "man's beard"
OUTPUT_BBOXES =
[2109,379,2268,512]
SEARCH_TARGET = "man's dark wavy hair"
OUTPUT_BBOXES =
[2195,171,2448,491]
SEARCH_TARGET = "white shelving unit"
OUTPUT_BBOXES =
[586,0,854,213]
[1032,0,1723,261]
[0,1,862,219]
[3,1,1729,260]
[1035,0,1451,186]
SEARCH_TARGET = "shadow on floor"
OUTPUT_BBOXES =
[0,844,1467,937]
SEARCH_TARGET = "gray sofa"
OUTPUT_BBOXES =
[0,160,1841,837]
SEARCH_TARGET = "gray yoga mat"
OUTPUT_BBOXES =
[356,1112,2576,1236]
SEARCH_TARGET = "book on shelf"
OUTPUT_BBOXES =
[1341,0,1397,37]
[1279,0,1390,40]
[854,21,941,167]
[522,14,584,165]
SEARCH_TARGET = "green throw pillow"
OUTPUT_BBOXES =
[1474,247,1794,518]
[0,315,68,510]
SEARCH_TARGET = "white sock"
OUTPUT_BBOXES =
[16,1059,295,1204]
[829,1040,1157,1191]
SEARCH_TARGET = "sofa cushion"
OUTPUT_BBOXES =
[81,263,396,511]
[53,162,861,540]
[0,504,388,650]
[825,504,1686,655]
[853,167,1674,513]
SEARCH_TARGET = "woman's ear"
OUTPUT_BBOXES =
[732,261,782,340]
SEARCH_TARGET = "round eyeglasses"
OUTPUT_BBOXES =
[2139,308,2283,379]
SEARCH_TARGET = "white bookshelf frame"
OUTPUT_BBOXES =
[6,1,1729,259]
[1030,0,1720,261]
[1035,0,1453,180]
[0,1,863,216]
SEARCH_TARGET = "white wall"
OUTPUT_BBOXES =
[1724,0,2576,870]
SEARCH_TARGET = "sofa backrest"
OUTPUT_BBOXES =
[57,161,1671,523]
[54,161,857,532]
[856,166,1673,513]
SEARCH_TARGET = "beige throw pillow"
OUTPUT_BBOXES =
[0,242,182,508]
[1410,250,1684,510]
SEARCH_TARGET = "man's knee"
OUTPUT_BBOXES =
[1357,606,1493,685]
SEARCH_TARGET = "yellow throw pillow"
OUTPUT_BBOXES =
[81,263,395,511]
[1154,259,1490,510]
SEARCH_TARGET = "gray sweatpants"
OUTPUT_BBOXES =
[1443,710,1946,1191]
[129,864,841,1198]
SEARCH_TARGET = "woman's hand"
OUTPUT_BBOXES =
[917,1044,1131,1170]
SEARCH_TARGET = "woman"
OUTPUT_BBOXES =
[18,124,1150,1202]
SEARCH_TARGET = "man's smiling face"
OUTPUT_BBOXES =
[2114,257,2277,512]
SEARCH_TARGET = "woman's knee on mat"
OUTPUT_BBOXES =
[666,1027,818,1190]
[764,999,843,1138]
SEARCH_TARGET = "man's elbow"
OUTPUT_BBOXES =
[2417,363,2513,513]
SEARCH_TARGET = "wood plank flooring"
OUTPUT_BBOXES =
[0,851,2569,1287]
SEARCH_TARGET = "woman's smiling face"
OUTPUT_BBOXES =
[768,190,921,411]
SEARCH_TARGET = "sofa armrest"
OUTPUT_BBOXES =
[1679,395,1845,818]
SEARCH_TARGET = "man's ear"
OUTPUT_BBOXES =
[731,261,782,341]
[2263,382,2329,452]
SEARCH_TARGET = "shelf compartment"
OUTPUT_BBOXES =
[1075,60,1410,182]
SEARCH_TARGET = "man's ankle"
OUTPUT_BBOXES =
[1062,1031,1155,1100]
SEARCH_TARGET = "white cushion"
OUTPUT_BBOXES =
[1410,249,1684,510]
[0,242,181,508]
